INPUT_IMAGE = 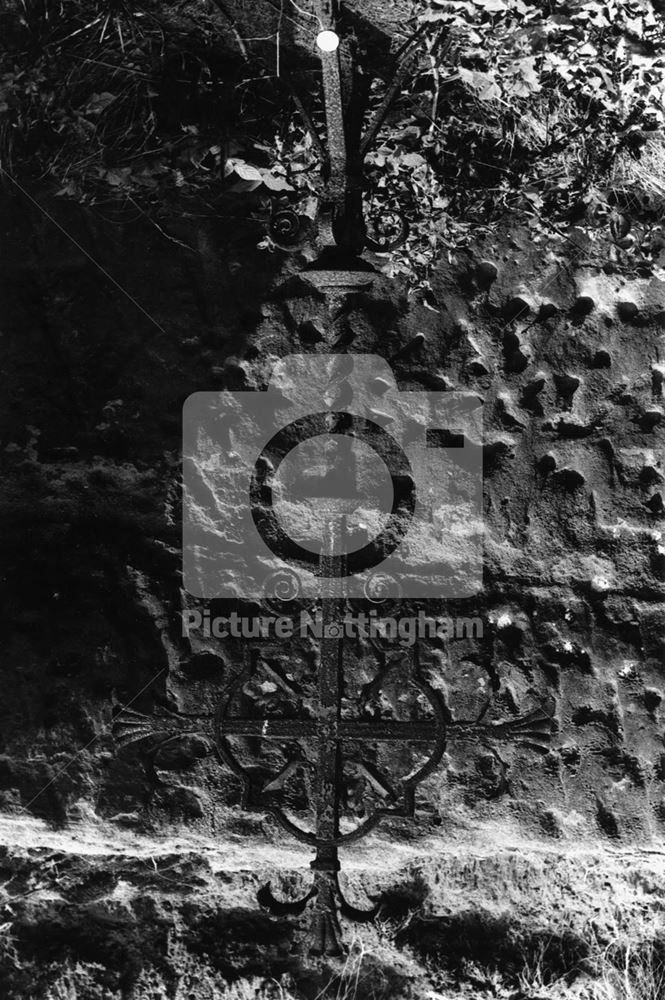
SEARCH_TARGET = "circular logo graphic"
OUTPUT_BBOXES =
[250,412,416,577]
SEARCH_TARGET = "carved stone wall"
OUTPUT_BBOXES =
[1,195,664,994]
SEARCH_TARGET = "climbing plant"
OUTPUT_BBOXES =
[362,0,665,282]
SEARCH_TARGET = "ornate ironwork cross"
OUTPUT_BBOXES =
[112,3,556,957]
[270,0,415,257]
[113,519,555,955]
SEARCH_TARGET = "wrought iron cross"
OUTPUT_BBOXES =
[113,517,555,956]
[270,0,415,256]
[112,4,556,955]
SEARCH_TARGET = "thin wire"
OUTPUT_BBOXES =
[287,0,317,21]
[0,168,169,337]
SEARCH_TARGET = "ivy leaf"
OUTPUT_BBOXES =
[400,152,428,169]
[420,10,452,21]
[475,0,508,11]
[85,91,116,115]
[625,15,644,37]
[260,171,293,192]
[506,56,541,96]
[226,158,263,182]
[104,167,131,187]
[459,67,502,100]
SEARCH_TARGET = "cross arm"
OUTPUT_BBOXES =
[447,700,556,753]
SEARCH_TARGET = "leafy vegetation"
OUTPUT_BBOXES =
[1,0,664,286]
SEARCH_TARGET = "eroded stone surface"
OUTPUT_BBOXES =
[1,196,665,992]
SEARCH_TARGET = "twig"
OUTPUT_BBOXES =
[54,14,103,46]
[288,0,317,20]
[99,13,111,44]
[429,54,440,132]
[285,80,328,163]
[392,22,429,64]
[207,0,249,60]
[360,45,422,160]
[64,53,153,79]
[263,0,311,33]
[128,198,197,253]
[276,0,284,77]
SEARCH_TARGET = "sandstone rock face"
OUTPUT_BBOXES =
[1,196,665,995]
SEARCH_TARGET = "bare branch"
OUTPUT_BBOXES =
[208,0,249,61]
[285,81,328,163]
[359,49,419,161]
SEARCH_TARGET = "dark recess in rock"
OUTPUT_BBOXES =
[592,349,612,368]
[596,798,620,839]
[572,295,595,316]
[552,467,586,489]
[475,260,499,289]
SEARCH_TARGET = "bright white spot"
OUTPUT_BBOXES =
[317,29,340,52]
